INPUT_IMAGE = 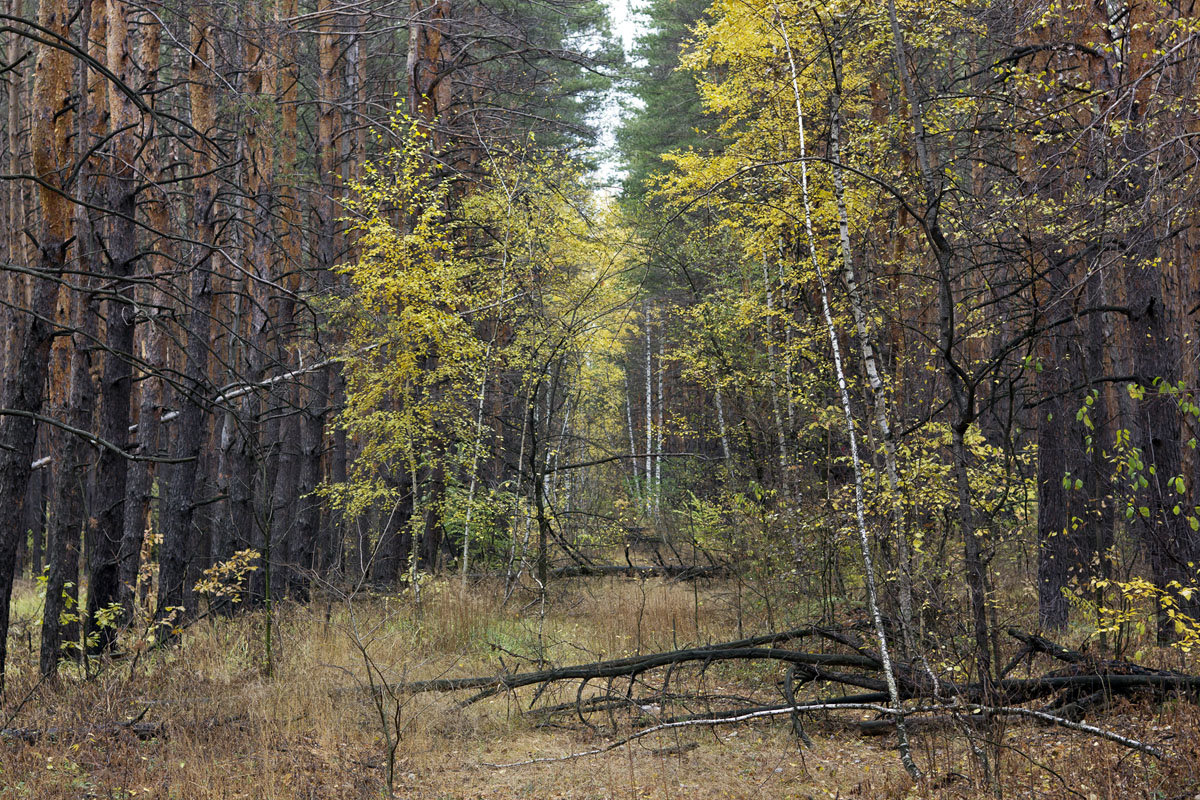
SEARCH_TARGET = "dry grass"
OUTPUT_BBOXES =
[1,576,1197,799]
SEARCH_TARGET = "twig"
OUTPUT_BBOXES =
[483,699,1169,768]
[481,702,899,767]
[977,705,1166,759]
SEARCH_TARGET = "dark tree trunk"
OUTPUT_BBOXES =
[0,0,74,688]
[87,182,137,652]
[1036,381,1069,629]
[42,254,98,672]
[41,427,89,676]
[1034,250,1104,630]
[289,376,327,600]
[1035,354,1099,629]
[21,463,47,578]
[1125,257,1197,643]
[215,405,256,611]
[0,245,67,687]
[1083,272,1114,597]
[118,377,158,620]
[155,15,216,626]
[156,212,214,624]
[326,370,349,575]
[370,484,413,585]
[266,410,300,595]
[86,0,143,653]
[117,0,166,623]
[421,462,447,571]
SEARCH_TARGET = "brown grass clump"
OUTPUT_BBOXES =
[1,577,1197,799]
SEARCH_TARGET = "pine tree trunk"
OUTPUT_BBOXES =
[25,466,47,578]
[370,484,413,585]
[87,0,142,650]
[267,409,300,593]
[41,350,91,675]
[290,382,325,599]
[0,0,74,689]
[117,0,167,618]
[1125,254,1195,642]
[157,12,217,624]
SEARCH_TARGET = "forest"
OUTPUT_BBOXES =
[1,0,1200,795]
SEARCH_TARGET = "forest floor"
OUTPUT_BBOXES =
[1,576,1198,799]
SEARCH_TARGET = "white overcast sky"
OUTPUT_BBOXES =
[607,0,643,54]
[590,0,646,187]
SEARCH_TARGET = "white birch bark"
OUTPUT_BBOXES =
[550,396,571,501]
[775,12,922,780]
[828,50,916,650]
[643,301,653,515]
[624,369,641,506]
[504,387,532,597]
[715,388,732,462]
[654,329,664,515]
[460,343,492,587]
[761,256,791,480]
[778,256,795,432]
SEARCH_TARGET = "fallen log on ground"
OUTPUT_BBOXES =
[356,623,1190,772]
[389,625,838,697]
[550,564,728,580]
[993,672,1200,702]
[856,714,985,736]
[1006,627,1091,664]
[0,721,162,744]
[402,647,879,706]
[385,625,1199,709]
[362,623,1199,759]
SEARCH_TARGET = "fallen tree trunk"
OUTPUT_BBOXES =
[857,714,985,736]
[399,647,879,705]
[1006,627,1091,664]
[386,625,827,694]
[993,672,1200,702]
[550,564,728,580]
[1,721,162,744]
[337,623,1190,772]
[356,624,1199,755]
[384,625,1199,709]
